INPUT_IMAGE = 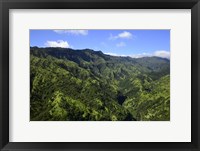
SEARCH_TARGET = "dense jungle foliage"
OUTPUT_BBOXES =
[30,47,170,121]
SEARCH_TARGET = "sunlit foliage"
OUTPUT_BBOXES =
[30,47,170,121]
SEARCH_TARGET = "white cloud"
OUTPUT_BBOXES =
[105,50,170,59]
[118,31,132,39]
[154,50,170,59]
[53,30,88,35]
[130,53,152,58]
[131,50,170,59]
[44,40,70,48]
[116,42,126,47]
[109,31,133,40]
[104,52,127,57]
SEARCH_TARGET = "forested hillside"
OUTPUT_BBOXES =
[30,47,170,121]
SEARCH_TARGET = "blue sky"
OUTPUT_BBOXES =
[30,29,170,59]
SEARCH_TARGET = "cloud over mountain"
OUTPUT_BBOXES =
[44,40,70,48]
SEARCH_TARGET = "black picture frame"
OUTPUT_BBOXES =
[0,0,200,150]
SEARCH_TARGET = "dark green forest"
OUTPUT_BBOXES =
[30,47,170,121]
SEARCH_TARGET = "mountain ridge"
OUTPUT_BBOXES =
[30,47,170,121]
[30,46,170,60]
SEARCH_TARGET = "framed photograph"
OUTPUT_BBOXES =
[0,0,199,150]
